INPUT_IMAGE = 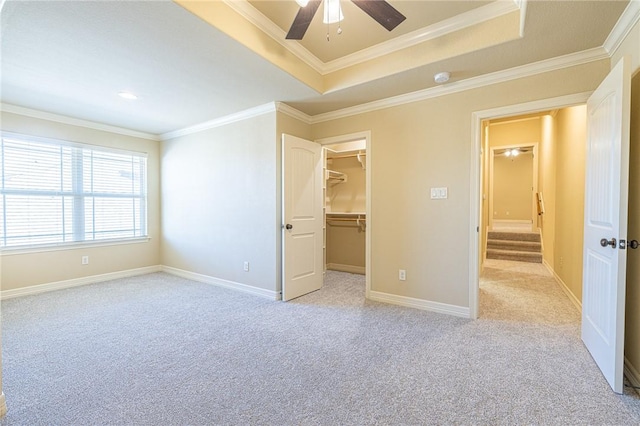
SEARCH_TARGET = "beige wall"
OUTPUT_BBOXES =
[539,115,557,265]
[161,112,280,293]
[312,60,610,308]
[481,123,489,262]
[327,157,366,213]
[486,117,540,223]
[327,225,366,269]
[553,105,587,302]
[488,117,541,147]
[492,153,533,221]
[0,112,161,290]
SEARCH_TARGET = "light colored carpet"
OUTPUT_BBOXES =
[2,262,640,425]
[486,231,543,263]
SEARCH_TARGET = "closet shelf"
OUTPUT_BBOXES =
[326,212,366,231]
[327,150,366,170]
[326,169,347,183]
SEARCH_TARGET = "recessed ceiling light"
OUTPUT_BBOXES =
[434,72,451,84]
[118,91,138,100]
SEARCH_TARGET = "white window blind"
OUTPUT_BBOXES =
[0,133,147,249]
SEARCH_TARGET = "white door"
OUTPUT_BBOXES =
[282,134,323,301]
[582,57,631,394]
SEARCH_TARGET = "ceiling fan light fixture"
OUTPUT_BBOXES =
[323,0,344,24]
[434,72,450,84]
[295,0,309,7]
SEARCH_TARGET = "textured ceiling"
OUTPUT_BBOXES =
[0,0,319,134]
[0,0,632,136]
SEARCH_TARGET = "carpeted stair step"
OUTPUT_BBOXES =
[486,248,543,263]
[486,230,543,263]
[486,239,542,253]
[487,231,541,243]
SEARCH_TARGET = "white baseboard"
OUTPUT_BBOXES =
[542,260,582,312]
[1,265,162,300]
[161,266,280,300]
[625,357,640,388]
[326,263,365,275]
[368,290,470,318]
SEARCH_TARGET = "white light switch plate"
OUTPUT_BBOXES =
[430,187,448,199]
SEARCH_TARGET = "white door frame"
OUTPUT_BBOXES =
[469,92,591,319]
[488,142,539,232]
[315,131,372,297]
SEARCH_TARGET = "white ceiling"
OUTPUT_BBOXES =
[0,0,319,135]
[0,0,632,136]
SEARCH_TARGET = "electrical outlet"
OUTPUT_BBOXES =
[243,261,250,272]
[399,269,406,281]
[81,256,89,265]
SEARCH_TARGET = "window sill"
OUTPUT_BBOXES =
[0,237,151,256]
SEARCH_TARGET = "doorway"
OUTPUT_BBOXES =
[489,142,538,233]
[479,105,588,310]
[317,131,372,297]
[469,93,591,319]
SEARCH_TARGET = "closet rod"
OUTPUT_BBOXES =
[326,218,366,222]
[328,152,366,160]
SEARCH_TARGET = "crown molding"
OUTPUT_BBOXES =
[222,0,324,74]
[323,0,523,74]
[224,0,524,76]
[0,103,160,141]
[308,47,608,124]
[161,102,277,141]
[275,102,312,124]
[603,0,640,56]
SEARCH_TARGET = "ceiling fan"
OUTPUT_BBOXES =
[286,0,406,40]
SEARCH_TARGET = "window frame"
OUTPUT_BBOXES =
[0,131,149,253]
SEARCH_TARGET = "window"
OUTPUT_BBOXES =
[0,132,147,249]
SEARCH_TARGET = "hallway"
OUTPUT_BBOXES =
[480,259,579,324]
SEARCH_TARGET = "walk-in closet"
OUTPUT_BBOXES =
[323,140,366,275]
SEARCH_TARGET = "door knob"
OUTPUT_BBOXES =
[630,240,639,250]
[600,238,617,248]
[286,224,293,230]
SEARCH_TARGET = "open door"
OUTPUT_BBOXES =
[582,57,631,394]
[282,134,323,301]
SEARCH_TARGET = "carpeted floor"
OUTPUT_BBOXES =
[2,261,640,425]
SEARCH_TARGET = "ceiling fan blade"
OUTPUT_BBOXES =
[286,0,322,40]
[351,0,406,32]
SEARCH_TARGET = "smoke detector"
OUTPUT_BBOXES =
[434,72,451,84]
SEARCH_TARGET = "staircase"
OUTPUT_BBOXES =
[486,230,542,263]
